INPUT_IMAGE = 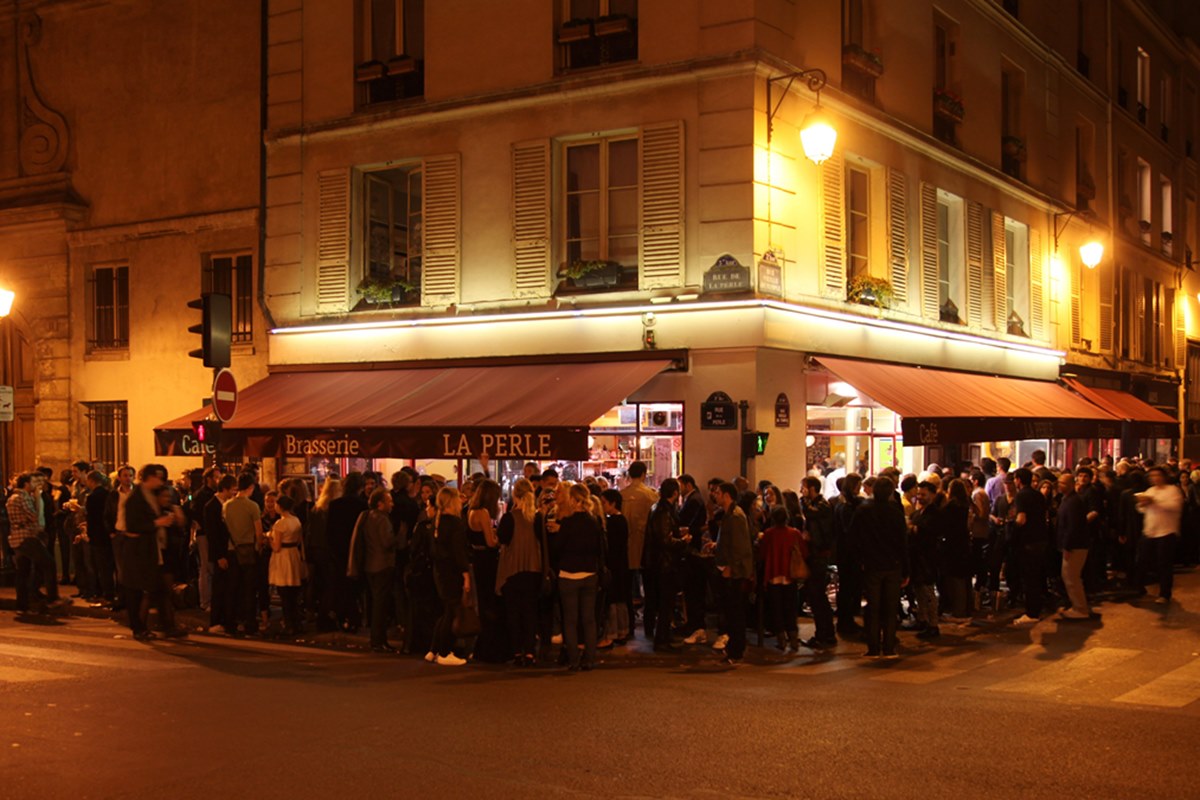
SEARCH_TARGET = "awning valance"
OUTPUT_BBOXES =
[155,358,672,460]
[1062,378,1178,439]
[816,357,1122,446]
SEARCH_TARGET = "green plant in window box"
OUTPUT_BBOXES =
[846,275,894,309]
[559,259,624,289]
[357,275,417,305]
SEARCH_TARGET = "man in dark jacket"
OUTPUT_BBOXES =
[852,477,910,658]
[84,472,114,605]
[832,474,864,637]
[800,476,837,649]
[1057,472,1092,619]
[910,481,945,639]
[327,472,369,631]
[643,479,690,652]
[189,467,220,612]
[204,475,237,632]
[677,475,709,642]
[709,482,753,666]
[122,465,175,640]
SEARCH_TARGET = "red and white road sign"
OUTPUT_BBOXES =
[212,368,238,422]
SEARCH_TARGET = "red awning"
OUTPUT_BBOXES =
[155,359,672,459]
[816,357,1122,446]
[1062,378,1177,438]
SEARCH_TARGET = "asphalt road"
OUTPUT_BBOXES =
[1,573,1199,800]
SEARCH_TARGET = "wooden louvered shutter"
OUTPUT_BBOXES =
[1070,262,1083,347]
[919,182,939,319]
[1175,287,1188,368]
[1098,260,1114,352]
[821,151,846,297]
[887,168,908,306]
[991,212,1007,331]
[512,140,551,298]
[421,154,461,306]
[1030,228,1045,339]
[316,168,351,314]
[639,121,685,289]
[966,202,984,326]
[1133,273,1145,361]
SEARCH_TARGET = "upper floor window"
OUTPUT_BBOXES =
[1004,218,1030,337]
[1075,121,1095,211]
[87,262,129,351]
[841,0,881,103]
[936,190,965,324]
[1000,66,1025,180]
[932,16,961,146]
[1075,0,1090,78]
[359,163,423,306]
[84,401,127,473]
[1136,47,1150,123]
[845,164,870,283]
[1160,177,1173,257]
[1137,157,1152,244]
[356,0,425,105]
[558,0,637,72]
[204,253,253,344]
[1160,75,1172,142]
[559,136,638,293]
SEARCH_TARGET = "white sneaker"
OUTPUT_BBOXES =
[424,651,436,663]
[436,653,467,666]
[683,629,708,645]
[711,634,729,651]
[1012,614,1040,625]
[1154,596,1170,605]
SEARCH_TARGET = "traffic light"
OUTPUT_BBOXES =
[191,418,222,445]
[741,431,769,460]
[187,293,232,368]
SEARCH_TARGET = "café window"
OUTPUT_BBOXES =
[558,0,638,72]
[357,0,425,104]
[203,253,253,344]
[87,262,129,352]
[361,163,422,306]
[84,401,128,473]
[559,136,638,294]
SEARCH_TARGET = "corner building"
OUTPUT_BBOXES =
[233,0,1200,488]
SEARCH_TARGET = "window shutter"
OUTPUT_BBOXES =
[639,121,685,289]
[1173,288,1187,368]
[1133,273,1145,361]
[966,202,984,327]
[512,139,551,298]
[1098,260,1114,352]
[1030,228,1044,339]
[1070,263,1083,347]
[421,153,461,306]
[821,151,846,298]
[316,168,351,314]
[919,181,939,319]
[887,168,909,305]
[991,212,1007,331]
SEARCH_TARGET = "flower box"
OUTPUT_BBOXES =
[842,43,884,79]
[354,61,386,82]
[594,14,632,36]
[357,276,417,306]
[1001,135,1026,160]
[385,55,417,76]
[846,275,894,309]
[933,89,964,123]
[557,19,592,43]
[558,259,624,290]
[1076,172,1096,201]
[1139,219,1152,234]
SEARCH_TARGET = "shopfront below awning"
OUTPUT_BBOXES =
[1061,378,1178,439]
[154,358,674,461]
[815,357,1123,446]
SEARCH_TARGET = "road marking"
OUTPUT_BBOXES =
[1113,658,1200,708]
[870,650,987,685]
[0,665,74,684]
[0,630,170,651]
[782,658,859,674]
[988,646,1141,696]
[0,642,190,671]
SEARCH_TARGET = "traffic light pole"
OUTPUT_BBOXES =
[738,399,750,479]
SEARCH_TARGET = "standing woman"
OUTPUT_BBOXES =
[258,491,281,632]
[941,479,973,618]
[306,478,341,631]
[269,494,304,636]
[495,478,543,666]
[430,487,470,666]
[467,479,506,662]
[557,483,604,671]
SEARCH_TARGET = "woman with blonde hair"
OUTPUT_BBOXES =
[557,482,604,671]
[496,478,543,666]
[430,486,471,666]
[306,478,342,631]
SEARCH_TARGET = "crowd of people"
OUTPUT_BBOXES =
[2,449,1196,666]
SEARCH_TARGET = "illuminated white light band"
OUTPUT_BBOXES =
[270,299,1065,360]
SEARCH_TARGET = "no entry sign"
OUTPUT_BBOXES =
[212,369,238,422]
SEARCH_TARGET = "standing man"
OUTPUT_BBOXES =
[204,475,237,632]
[1135,466,1184,604]
[677,474,709,644]
[223,472,263,636]
[188,467,221,612]
[620,461,658,638]
[710,482,753,666]
[799,476,837,649]
[986,457,1011,507]
[1075,466,1108,594]
[832,473,864,637]
[84,471,114,607]
[852,477,909,658]
[1056,472,1092,619]
[7,474,63,612]
[822,454,846,501]
[643,478,689,652]
[1011,468,1049,625]
[122,465,176,640]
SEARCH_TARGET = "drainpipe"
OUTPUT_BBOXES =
[256,0,277,333]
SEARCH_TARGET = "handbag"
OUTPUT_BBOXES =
[453,602,481,637]
[789,540,810,582]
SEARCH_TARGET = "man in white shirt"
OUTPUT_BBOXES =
[822,454,846,501]
[1135,466,1184,603]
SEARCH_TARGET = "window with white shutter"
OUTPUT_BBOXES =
[1029,227,1044,339]
[1070,259,1083,347]
[639,121,684,290]
[316,168,351,314]
[1004,218,1030,337]
[966,202,984,326]
[821,151,846,298]
[513,139,552,298]
[887,168,909,306]
[1175,287,1188,369]
[1098,259,1114,352]
[420,153,461,306]
[919,182,939,320]
[991,211,1007,332]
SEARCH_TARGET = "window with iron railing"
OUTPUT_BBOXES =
[84,401,128,473]
[203,253,253,344]
[87,263,129,351]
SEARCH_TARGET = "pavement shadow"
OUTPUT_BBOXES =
[1032,616,1104,660]
[142,636,369,686]
[10,612,69,627]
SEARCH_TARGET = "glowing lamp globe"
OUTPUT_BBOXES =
[800,110,838,165]
[1079,241,1104,269]
[0,288,14,317]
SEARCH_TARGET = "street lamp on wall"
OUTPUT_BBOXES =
[766,68,836,165]
[1053,209,1104,269]
[0,289,14,318]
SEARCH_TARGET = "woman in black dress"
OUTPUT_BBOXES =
[430,486,470,666]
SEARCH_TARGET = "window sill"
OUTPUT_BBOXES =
[232,342,256,357]
[84,348,130,362]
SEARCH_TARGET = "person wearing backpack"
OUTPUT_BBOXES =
[759,505,805,653]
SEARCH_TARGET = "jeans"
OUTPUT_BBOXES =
[720,577,747,660]
[210,560,231,628]
[1136,534,1179,599]
[641,567,660,639]
[367,569,394,647]
[805,565,836,642]
[559,574,598,667]
[279,585,302,633]
[231,558,259,633]
[767,582,798,643]
[651,567,679,645]
[836,561,863,631]
[14,538,59,610]
[1061,548,1090,614]
[864,569,902,655]
[684,554,710,634]
[502,571,541,658]
[195,534,211,609]
[432,573,464,657]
